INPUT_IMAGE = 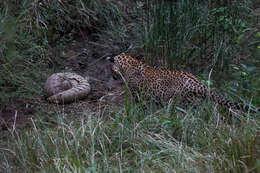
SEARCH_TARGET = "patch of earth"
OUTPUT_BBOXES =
[0,100,35,131]
[61,38,127,108]
[0,36,129,132]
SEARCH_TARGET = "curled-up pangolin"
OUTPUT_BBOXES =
[45,72,90,103]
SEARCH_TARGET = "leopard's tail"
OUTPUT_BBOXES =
[209,91,259,113]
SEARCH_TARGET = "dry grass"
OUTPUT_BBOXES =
[0,0,260,172]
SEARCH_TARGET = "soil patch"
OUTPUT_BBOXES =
[0,100,35,131]
[61,37,126,106]
[0,35,127,132]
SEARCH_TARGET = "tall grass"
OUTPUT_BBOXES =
[0,0,259,172]
[0,2,47,102]
[142,0,259,74]
[1,102,259,172]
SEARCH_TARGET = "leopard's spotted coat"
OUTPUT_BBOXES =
[111,53,258,112]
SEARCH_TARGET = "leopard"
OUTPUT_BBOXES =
[109,53,259,113]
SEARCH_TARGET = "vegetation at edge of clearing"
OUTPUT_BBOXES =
[0,0,260,172]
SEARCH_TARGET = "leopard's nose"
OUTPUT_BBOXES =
[106,56,115,63]
[110,65,121,80]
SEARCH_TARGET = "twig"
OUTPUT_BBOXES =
[12,110,18,133]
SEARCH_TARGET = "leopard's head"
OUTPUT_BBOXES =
[108,53,146,80]
[108,53,132,78]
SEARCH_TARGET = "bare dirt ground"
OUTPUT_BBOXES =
[0,35,128,132]
[0,100,35,131]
